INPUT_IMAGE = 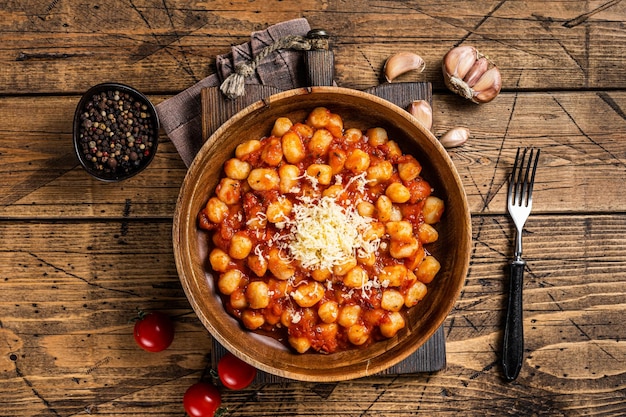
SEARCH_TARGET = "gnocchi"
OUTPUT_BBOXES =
[198,108,445,354]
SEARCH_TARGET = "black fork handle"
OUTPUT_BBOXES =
[502,259,525,381]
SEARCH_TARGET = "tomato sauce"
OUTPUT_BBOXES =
[199,108,444,354]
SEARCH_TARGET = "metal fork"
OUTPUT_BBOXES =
[502,147,540,381]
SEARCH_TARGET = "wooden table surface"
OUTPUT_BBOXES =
[2,1,625,416]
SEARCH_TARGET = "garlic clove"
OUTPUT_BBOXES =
[384,52,426,83]
[442,45,502,104]
[407,100,433,130]
[442,46,477,80]
[472,67,502,103]
[463,57,489,88]
[439,127,469,149]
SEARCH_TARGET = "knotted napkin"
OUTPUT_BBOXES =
[156,18,312,167]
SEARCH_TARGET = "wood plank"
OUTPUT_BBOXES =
[202,86,282,141]
[0,94,187,219]
[0,214,624,415]
[1,1,625,93]
[2,1,625,415]
[0,219,211,415]
[2,91,626,218]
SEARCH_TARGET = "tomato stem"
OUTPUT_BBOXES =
[215,406,229,417]
[128,308,146,324]
[209,368,220,385]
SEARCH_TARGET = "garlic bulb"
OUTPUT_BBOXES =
[384,52,426,83]
[407,100,433,130]
[439,127,469,148]
[442,46,501,103]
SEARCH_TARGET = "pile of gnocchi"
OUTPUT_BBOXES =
[198,107,445,354]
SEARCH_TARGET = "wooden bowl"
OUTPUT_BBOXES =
[173,86,471,382]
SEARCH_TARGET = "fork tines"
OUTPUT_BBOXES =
[509,147,540,207]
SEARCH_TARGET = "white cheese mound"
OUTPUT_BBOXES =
[279,194,380,272]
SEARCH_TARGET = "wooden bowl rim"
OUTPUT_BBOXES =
[173,86,471,381]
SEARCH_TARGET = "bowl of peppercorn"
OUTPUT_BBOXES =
[73,82,159,182]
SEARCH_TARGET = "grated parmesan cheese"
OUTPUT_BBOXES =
[360,274,385,298]
[246,210,267,226]
[291,311,302,324]
[277,194,380,272]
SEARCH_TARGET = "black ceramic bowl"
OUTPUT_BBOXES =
[73,82,159,182]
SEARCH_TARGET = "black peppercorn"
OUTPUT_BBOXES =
[74,84,159,181]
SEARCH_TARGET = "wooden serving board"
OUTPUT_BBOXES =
[199,81,447,383]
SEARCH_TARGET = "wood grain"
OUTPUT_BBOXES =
[2,92,626,218]
[1,1,625,93]
[1,215,624,415]
[2,0,626,415]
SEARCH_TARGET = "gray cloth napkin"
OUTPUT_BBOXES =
[156,18,311,167]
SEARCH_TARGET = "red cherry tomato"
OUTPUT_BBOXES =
[217,352,257,390]
[183,382,222,417]
[133,311,174,352]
